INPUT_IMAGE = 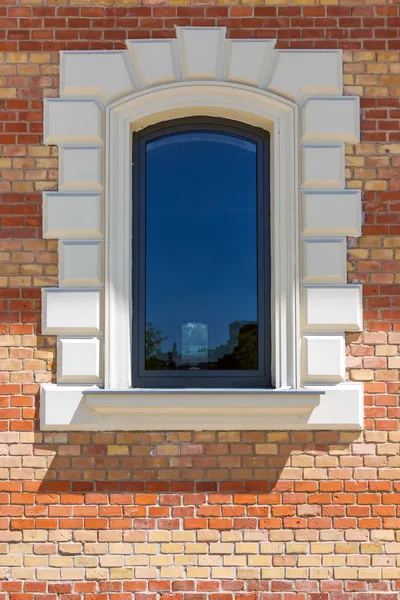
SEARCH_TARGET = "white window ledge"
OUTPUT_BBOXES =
[40,383,363,430]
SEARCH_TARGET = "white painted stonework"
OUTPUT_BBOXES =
[300,97,360,143]
[41,27,363,430]
[57,337,102,384]
[60,51,135,103]
[302,285,363,332]
[43,192,103,239]
[44,98,103,145]
[301,239,347,284]
[300,145,345,189]
[302,336,345,383]
[268,50,342,102]
[225,40,276,88]
[59,241,103,287]
[42,289,102,335]
[301,191,361,237]
[58,146,103,192]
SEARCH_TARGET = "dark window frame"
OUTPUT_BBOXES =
[132,117,271,388]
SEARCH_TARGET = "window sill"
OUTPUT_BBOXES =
[40,383,363,430]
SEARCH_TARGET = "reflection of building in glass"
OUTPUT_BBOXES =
[181,322,208,364]
[146,319,257,371]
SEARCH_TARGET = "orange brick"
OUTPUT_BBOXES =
[0,11,398,592]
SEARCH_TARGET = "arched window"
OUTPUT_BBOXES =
[132,118,271,388]
[41,30,363,429]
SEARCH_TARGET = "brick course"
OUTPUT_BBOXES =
[1,2,400,598]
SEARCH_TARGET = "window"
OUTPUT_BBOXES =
[132,118,271,388]
[41,31,363,430]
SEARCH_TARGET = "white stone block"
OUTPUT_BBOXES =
[44,98,103,145]
[42,289,102,334]
[304,383,363,430]
[60,51,135,104]
[59,146,103,192]
[302,335,345,383]
[177,27,226,81]
[225,39,276,88]
[301,238,346,284]
[43,193,103,239]
[301,145,344,189]
[301,191,362,237]
[301,97,360,143]
[59,241,103,287]
[57,337,102,384]
[268,50,342,102]
[127,40,178,89]
[40,384,102,431]
[302,285,362,332]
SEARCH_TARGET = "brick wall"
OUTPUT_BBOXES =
[1,2,400,599]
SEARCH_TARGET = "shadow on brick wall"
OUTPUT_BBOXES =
[31,404,362,499]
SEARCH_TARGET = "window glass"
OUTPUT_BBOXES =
[144,130,258,372]
[133,118,270,388]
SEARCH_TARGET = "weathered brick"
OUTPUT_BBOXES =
[0,8,399,596]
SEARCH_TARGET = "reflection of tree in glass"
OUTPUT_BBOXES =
[145,322,168,370]
[144,321,258,372]
[217,323,258,370]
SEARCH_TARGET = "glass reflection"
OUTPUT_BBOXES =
[145,130,258,371]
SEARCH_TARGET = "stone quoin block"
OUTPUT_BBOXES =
[42,289,102,334]
[57,337,102,384]
[43,193,103,239]
[300,96,360,143]
[59,241,103,287]
[300,191,362,237]
[300,145,345,189]
[302,285,363,332]
[44,98,104,145]
[268,49,342,101]
[302,335,346,383]
[60,50,136,103]
[301,238,347,284]
[59,146,103,192]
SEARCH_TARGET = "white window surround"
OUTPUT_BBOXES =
[40,27,363,431]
